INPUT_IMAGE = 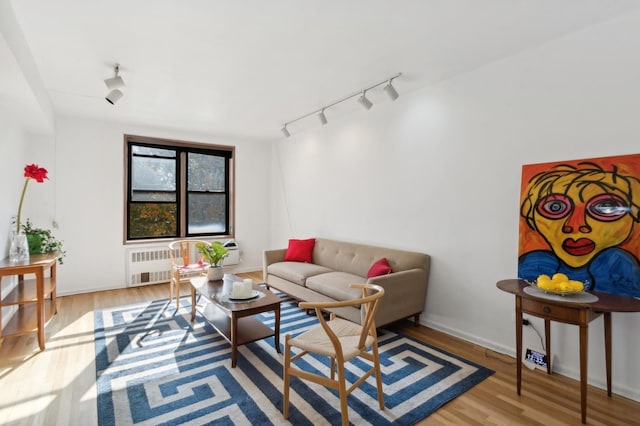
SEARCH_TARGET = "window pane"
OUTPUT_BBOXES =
[188,193,226,234]
[129,203,177,238]
[132,145,175,158]
[188,153,225,191]
[131,191,176,202]
[132,156,176,199]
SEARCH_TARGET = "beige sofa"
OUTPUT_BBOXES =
[263,238,430,327]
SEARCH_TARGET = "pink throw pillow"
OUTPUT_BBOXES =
[284,238,316,263]
[367,258,392,278]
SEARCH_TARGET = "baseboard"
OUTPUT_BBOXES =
[420,317,640,402]
[421,317,514,358]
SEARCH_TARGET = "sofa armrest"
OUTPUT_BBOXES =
[367,268,428,326]
[263,248,287,281]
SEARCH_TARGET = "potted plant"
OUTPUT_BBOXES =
[196,241,229,281]
[22,218,66,264]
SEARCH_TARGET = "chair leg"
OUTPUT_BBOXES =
[169,269,181,310]
[169,276,176,308]
[414,313,420,326]
[283,335,291,419]
[372,341,385,410]
[337,363,349,426]
[175,280,181,309]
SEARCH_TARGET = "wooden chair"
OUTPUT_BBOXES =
[283,283,385,426]
[168,240,210,309]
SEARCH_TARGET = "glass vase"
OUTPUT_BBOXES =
[9,232,30,263]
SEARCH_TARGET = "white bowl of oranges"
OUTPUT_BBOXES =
[532,273,586,296]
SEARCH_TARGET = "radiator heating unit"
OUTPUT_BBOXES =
[126,245,172,287]
[126,244,240,287]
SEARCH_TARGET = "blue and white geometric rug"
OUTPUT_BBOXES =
[94,294,493,425]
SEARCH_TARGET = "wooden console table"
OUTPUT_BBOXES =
[0,253,58,350]
[497,279,640,424]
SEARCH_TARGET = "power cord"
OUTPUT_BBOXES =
[523,318,545,351]
[472,345,516,365]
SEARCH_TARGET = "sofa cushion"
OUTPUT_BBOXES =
[306,272,364,302]
[367,257,392,278]
[284,238,316,263]
[267,261,332,286]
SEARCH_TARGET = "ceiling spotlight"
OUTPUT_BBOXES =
[281,125,291,138]
[358,91,373,110]
[105,89,124,105]
[318,109,328,125]
[104,63,125,90]
[384,80,399,101]
[105,63,125,104]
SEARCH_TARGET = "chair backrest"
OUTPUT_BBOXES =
[168,239,211,267]
[352,284,384,348]
[299,283,385,353]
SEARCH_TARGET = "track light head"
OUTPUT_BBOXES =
[104,76,125,90]
[384,81,399,101]
[105,89,123,104]
[104,63,125,90]
[318,109,328,125]
[281,125,291,138]
[358,91,373,110]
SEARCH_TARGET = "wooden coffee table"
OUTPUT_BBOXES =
[190,274,281,367]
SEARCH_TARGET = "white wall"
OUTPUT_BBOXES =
[52,116,271,295]
[0,116,27,254]
[269,11,640,400]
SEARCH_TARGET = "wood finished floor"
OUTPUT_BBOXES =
[0,270,638,425]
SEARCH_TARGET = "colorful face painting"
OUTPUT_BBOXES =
[518,154,640,297]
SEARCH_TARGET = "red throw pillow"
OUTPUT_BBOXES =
[367,258,392,278]
[284,238,316,263]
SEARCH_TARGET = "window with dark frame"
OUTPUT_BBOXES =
[125,135,234,241]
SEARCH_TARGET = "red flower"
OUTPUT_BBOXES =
[16,164,49,233]
[24,164,48,183]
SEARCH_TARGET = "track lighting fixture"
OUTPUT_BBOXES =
[384,79,399,101]
[104,63,125,104]
[104,64,125,90]
[357,91,373,110]
[105,89,124,105]
[318,109,328,125]
[280,72,401,137]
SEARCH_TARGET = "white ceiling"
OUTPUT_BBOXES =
[3,0,639,141]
